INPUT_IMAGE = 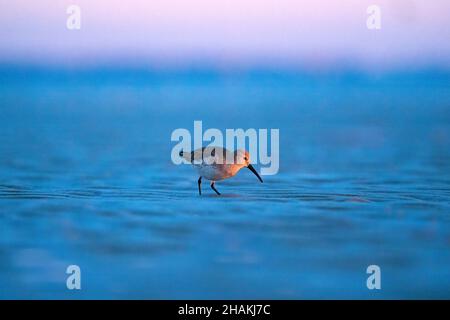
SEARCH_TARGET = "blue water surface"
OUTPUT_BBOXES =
[0,68,449,298]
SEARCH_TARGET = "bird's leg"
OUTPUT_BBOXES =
[198,177,202,196]
[210,181,221,196]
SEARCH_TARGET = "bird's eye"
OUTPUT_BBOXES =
[244,157,248,161]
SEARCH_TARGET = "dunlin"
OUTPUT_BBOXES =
[180,147,263,195]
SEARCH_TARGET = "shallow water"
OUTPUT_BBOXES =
[0,69,450,298]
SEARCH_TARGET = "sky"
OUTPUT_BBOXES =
[1,0,450,70]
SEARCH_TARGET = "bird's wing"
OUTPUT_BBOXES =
[184,147,234,165]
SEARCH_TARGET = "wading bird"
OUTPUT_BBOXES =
[179,147,263,195]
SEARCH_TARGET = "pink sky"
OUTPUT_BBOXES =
[1,0,450,70]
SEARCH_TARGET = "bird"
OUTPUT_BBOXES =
[179,146,263,195]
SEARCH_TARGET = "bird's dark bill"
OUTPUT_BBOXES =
[247,164,263,183]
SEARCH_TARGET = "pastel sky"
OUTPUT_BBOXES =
[1,0,450,70]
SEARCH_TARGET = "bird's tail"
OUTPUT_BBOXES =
[179,150,194,163]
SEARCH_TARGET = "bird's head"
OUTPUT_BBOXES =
[234,149,263,183]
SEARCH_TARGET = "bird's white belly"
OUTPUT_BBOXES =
[194,164,232,181]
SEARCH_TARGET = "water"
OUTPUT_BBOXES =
[1,69,450,299]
